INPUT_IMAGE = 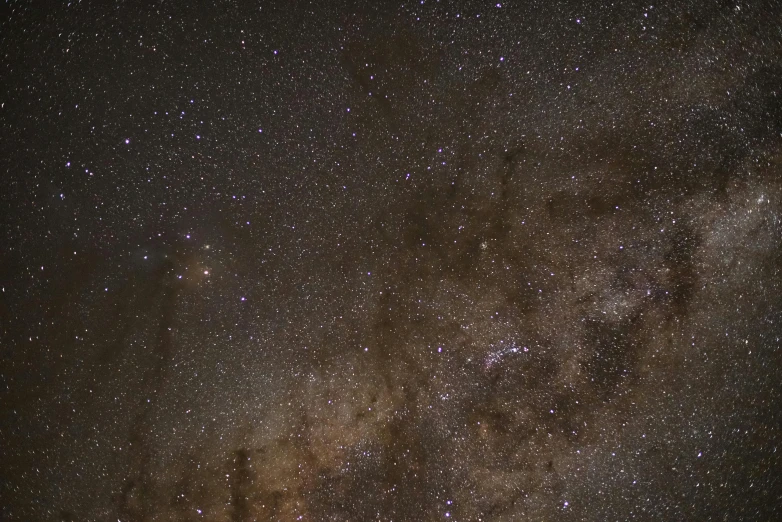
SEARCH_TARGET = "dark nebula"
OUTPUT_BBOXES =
[1,1,781,520]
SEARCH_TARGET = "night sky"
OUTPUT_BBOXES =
[2,1,782,520]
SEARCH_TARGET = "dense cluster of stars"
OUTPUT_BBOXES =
[2,1,781,520]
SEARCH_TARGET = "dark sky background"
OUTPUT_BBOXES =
[2,1,781,520]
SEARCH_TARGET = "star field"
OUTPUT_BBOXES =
[1,1,781,520]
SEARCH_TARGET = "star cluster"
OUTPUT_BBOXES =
[1,1,781,520]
